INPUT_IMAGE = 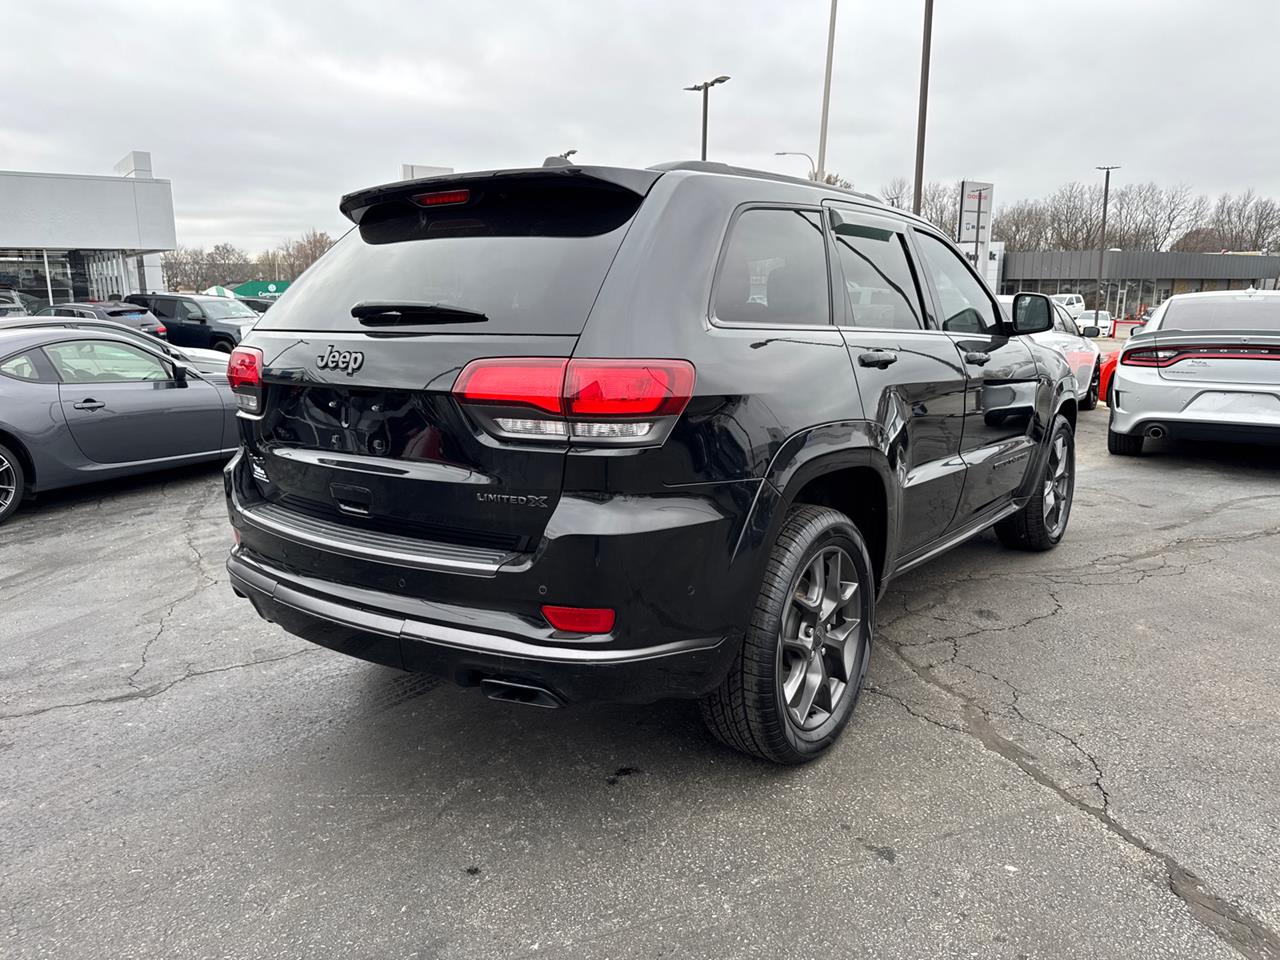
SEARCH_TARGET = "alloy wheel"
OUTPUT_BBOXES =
[1043,434,1072,537]
[0,453,14,514]
[777,546,866,731]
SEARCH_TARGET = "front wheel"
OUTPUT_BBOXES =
[701,505,874,764]
[995,414,1075,551]
[211,339,234,354]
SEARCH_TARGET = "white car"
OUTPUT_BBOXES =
[1107,287,1280,454]
[999,295,1102,409]
[1078,309,1113,337]
[1050,293,1086,319]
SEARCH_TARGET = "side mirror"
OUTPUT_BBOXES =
[1082,325,1101,338]
[172,362,190,383]
[1011,293,1053,335]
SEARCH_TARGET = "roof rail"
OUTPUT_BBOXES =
[648,159,883,205]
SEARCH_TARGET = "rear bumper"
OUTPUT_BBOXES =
[1110,367,1280,438]
[227,548,738,703]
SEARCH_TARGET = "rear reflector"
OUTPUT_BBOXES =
[542,605,616,634]
[411,188,471,206]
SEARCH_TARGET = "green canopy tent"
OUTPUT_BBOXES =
[233,280,290,299]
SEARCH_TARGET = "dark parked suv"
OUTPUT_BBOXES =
[126,293,258,352]
[224,162,1077,763]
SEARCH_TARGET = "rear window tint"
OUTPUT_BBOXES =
[106,308,146,317]
[255,181,645,335]
[1159,297,1280,331]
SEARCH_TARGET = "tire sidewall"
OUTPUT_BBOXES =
[0,442,24,524]
[1043,416,1075,544]
[771,518,875,758]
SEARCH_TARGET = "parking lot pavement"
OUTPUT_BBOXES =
[3,415,1279,960]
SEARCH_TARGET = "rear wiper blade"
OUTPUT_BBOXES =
[350,301,488,325]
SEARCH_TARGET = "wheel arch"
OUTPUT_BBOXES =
[737,424,900,596]
[0,426,36,495]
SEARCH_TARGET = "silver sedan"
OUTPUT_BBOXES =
[1108,288,1280,454]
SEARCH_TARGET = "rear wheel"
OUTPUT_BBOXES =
[1080,362,1100,411]
[0,442,25,525]
[701,505,874,764]
[995,414,1074,551]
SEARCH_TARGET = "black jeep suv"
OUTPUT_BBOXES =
[224,162,1076,763]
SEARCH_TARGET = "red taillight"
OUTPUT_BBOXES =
[541,605,615,634]
[452,357,567,414]
[227,346,264,414]
[227,346,262,388]
[156,324,167,337]
[564,360,696,416]
[452,358,696,445]
[411,188,470,206]
[1122,345,1280,367]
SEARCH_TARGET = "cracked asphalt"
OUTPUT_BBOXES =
[3,413,1280,959]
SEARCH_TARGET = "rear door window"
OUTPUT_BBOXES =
[828,208,924,330]
[714,207,830,327]
[151,298,177,319]
[255,179,647,335]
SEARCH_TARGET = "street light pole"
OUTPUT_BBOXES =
[684,76,731,162]
[1095,165,1120,312]
[816,0,838,180]
[912,0,934,214]
[774,151,817,179]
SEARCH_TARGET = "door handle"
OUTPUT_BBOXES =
[858,350,898,369]
[73,399,106,410]
[964,351,991,366]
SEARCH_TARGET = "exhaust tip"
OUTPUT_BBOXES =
[480,678,563,709]
[1145,425,1166,440]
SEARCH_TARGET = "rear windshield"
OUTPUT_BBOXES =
[106,308,147,318]
[255,181,644,335]
[1158,297,1280,331]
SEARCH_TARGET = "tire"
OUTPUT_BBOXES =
[995,414,1075,552]
[211,339,235,354]
[0,441,26,526]
[701,504,874,764]
[1079,362,1100,411]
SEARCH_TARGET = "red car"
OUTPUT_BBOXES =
[1099,350,1119,403]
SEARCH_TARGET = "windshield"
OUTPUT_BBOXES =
[1155,296,1280,332]
[198,299,259,320]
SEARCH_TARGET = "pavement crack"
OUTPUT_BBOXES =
[880,640,1280,960]
[1,648,315,722]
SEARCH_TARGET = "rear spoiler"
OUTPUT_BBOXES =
[339,166,663,224]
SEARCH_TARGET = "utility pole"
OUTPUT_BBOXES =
[1095,165,1120,312]
[816,0,838,180]
[912,0,935,214]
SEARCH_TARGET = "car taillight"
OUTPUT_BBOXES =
[156,324,167,337]
[452,358,695,446]
[541,604,615,634]
[227,345,264,414]
[411,188,470,206]
[1121,347,1179,367]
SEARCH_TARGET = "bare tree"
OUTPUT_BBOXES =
[808,170,854,189]
[272,230,336,280]
[992,200,1049,251]
[919,181,960,238]
[880,176,911,209]
[1045,181,1103,250]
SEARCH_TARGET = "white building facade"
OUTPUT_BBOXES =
[0,151,175,306]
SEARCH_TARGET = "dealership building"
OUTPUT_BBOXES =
[1001,249,1280,317]
[0,151,174,307]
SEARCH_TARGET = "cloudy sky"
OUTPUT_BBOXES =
[4,0,1277,252]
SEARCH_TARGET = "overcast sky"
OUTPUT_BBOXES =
[4,0,1278,251]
